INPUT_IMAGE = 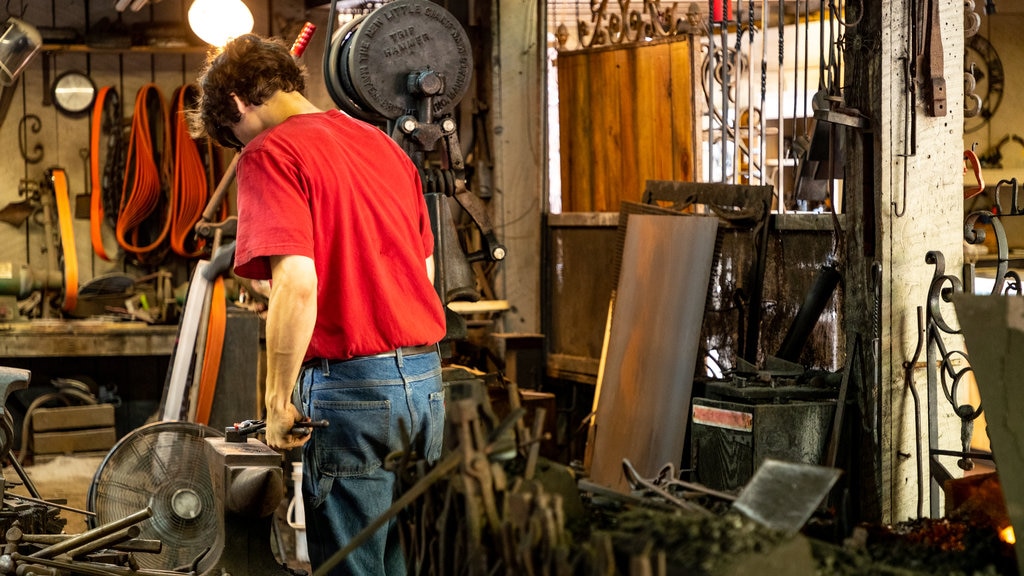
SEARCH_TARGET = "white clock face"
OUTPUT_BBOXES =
[53,71,96,115]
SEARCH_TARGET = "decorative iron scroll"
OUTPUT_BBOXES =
[916,250,983,518]
[573,0,696,49]
[18,114,43,164]
[964,182,1024,295]
[913,206,1023,517]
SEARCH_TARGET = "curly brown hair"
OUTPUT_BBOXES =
[188,34,307,149]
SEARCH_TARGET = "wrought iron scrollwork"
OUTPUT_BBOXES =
[964,185,1024,295]
[916,200,1024,517]
[924,251,982,441]
[18,114,43,164]
[577,0,682,49]
[992,177,1024,215]
[921,249,985,519]
[926,250,986,415]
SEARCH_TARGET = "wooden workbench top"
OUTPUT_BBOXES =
[0,320,178,358]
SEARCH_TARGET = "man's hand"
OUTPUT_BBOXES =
[265,402,311,450]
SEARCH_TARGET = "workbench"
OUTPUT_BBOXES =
[0,316,257,439]
[0,320,177,441]
[0,320,178,358]
[0,313,260,430]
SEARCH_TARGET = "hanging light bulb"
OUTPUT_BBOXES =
[188,0,255,47]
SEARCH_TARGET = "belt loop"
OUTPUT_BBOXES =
[396,346,404,368]
[321,357,330,377]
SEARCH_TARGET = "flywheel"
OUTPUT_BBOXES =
[324,0,473,122]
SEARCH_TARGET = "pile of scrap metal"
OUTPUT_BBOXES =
[315,366,578,575]
[0,367,174,576]
[313,366,841,575]
[315,362,1019,575]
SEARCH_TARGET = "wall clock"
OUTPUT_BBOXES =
[52,70,97,116]
[964,33,1004,134]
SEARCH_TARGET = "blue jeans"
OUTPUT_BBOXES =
[297,349,444,576]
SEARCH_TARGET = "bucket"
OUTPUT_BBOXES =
[286,461,310,563]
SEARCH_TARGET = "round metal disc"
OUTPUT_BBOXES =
[325,15,379,122]
[337,19,381,123]
[345,0,473,120]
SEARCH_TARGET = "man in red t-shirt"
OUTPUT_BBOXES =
[190,34,445,576]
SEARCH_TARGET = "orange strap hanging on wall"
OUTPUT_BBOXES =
[195,276,226,426]
[170,84,213,258]
[49,168,79,313]
[116,83,172,261]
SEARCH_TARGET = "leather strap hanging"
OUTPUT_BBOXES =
[49,168,79,313]
[195,276,226,426]
[924,0,946,116]
[90,86,123,261]
[170,84,214,258]
[116,83,172,262]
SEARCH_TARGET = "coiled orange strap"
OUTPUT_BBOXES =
[116,83,172,261]
[170,84,212,258]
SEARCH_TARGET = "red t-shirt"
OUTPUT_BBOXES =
[233,109,446,360]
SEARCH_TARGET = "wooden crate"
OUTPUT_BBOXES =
[31,404,117,455]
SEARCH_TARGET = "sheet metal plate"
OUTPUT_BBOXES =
[732,458,841,535]
[587,214,719,492]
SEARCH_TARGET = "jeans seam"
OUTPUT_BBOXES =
[397,354,419,441]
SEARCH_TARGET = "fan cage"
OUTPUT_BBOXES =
[87,420,223,570]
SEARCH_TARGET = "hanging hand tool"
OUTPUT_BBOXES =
[964,70,982,118]
[923,0,946,116]
[964,0,982,38]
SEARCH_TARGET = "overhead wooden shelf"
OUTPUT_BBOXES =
[41,43,210,55]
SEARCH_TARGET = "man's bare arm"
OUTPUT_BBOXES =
[264,254,317,449]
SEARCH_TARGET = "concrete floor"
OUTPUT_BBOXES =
[6,455,101,534]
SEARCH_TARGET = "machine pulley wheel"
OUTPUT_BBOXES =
[325,15,378,123]
[325,0,473,122]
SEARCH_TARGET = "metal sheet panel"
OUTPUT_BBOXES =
[587,214,719,492]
